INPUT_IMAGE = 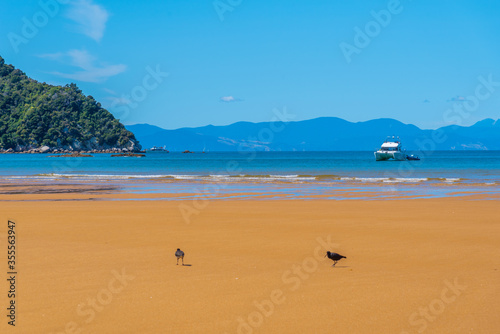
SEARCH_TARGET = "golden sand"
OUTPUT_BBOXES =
[0,198,499,333]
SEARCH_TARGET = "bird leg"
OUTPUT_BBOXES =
[177,258,179,265]
[332,260,337,267]
[181,257,184,265]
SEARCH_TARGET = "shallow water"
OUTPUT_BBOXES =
[1,151,499,181]
[0,151,498,199]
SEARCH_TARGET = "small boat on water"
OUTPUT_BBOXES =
[374,136,406,161]
[406,154,420,161]
[149,146,169,152]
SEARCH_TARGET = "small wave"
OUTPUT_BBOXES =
[314,174,342,181]
[338,177,428,183]
[25,173,318,183]
[427,177,464,183]
[213,174,316,182]
[32,173,177,180]
[444,178,461,183]
[0,173,483,186]
[384,178,427,183]
[340,177,389,182]
[171,175,202,180]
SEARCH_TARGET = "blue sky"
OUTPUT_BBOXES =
[1,0,499,129]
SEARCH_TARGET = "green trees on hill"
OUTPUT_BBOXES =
[0,56,141,151]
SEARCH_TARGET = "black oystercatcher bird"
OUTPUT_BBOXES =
[175,248,185,265]
[325,251,346,267]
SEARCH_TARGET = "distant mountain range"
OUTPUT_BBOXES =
[126,117,500,151]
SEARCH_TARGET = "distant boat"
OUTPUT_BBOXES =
[148,146,169,152]
[406,154,420,161]
[374,136,406,161]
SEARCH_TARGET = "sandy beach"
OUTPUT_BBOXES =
[3,0,500,333]
[0,196,498,334]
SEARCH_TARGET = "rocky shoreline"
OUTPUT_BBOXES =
[110,153,146,157]
[0,146,144,154]
[47,153,94,158]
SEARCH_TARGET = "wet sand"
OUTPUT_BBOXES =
[0,197,499,334]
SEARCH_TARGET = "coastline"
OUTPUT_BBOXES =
[0,197,498,333]
[0,152,498,332]
[0,177,498,202]
[0,149,143,154]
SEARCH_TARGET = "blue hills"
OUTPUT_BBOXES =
[126,117,500,151]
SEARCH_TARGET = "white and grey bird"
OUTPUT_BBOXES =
[175,248,185,265]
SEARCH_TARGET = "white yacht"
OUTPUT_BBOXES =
[374,136,406,161]
[149,146,169,152]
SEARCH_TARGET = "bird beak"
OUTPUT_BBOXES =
[324,254,327,258]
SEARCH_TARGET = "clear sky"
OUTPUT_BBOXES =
[1,0,499,129]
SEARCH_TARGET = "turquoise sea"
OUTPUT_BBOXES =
[0,151,499,199]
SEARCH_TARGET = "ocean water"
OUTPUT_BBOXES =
[0,151,498,199]
[0,151,499,181]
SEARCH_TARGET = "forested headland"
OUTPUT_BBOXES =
[0,56,141,153]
